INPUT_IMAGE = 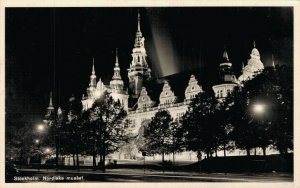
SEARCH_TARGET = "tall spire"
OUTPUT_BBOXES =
[134,10,144,48]
[112,48,122,80]
[92,57,95,75]
[47,91,54,110]
[89,57,97,87]
[253,41,256,48]
[115,48,119,67]
[137,10,141,32]
[128,10,151,96]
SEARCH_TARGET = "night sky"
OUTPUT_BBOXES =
[5,7,293,125]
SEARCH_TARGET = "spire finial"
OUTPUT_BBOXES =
[115,48,119,67]
[137,10,141,32]
[49,91,53,107]
[253,41,256,48]
[272,54,275,67]
[223,45,229,61]
[92,57,95,75]
[47,91,54,110]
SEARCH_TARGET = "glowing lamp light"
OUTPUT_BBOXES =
[253,103,265,114]
[37,124,45,131]
[45,148,51,153]
[35,139,40,144]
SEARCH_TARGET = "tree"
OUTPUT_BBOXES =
[181,91,219,158]
[169,120,185,164]
[242,65,293,155]
[118,119,138,160]
[229,87,257,156]
[65,95,84,170]
[88,91,127,171]
[144,109,173,163]
[5,123,33,165]
[135,119,157,158]
[81,109,98,170]
[215,96,235,157]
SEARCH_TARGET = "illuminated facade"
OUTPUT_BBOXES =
[80,12,265,160]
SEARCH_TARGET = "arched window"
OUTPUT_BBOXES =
[227,89,231,95]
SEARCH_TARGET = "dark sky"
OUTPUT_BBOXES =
[5,7,293,125]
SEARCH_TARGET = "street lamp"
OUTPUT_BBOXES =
[45,148,51,153]
[251,102,269,156]
[37,124,45,132]
[35,139,41,171]
[252,103,266,115]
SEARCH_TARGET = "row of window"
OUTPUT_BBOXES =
[176,112,185,119]
[216,89,231,98]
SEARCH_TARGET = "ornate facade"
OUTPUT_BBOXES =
[80,12,266,159]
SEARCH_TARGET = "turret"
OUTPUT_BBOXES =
[127,11,151,97]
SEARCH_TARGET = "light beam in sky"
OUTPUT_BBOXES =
[146,9,180,77]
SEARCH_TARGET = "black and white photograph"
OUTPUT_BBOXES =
[2,1,297,185]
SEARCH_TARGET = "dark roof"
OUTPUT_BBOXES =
[140,66,219,107]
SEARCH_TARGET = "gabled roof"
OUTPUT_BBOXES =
[130,66,218,109]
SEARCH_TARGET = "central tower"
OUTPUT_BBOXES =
[127,11,151,97]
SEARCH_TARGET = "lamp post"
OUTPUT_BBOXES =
[35,139,41,171]
[251,102,268,156]
[35,123,46,171]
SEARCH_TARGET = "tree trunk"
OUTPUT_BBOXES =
[206,151,209,158]
[72,153,76,166]
[19,147,24,167]
[254,148,257,156]
[262,147,266,156]
[101,143,106,172]
[172,151,175,165]
[223,144,226,157]
[162,151,165,163]
[197,150,202,162]
[215,149,218,157]
[92,152,96,171]
[76,152,79,171]
[246,148,250,156]
[75,144,80,171]
[99,154,103,170]
[93,130,96,170]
